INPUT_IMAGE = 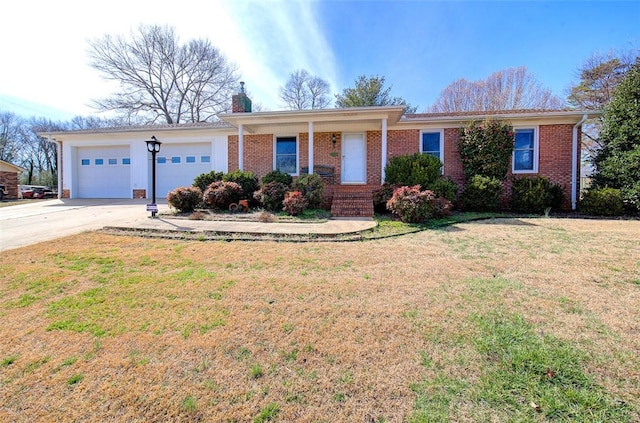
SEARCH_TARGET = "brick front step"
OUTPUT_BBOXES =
[330,186,374,217]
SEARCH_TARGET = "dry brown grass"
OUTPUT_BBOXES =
[0,218,639,422]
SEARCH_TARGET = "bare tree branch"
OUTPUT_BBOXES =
[88,25,238,124]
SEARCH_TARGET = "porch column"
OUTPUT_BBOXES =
[308,121,314,174]
[381,117,388,184]
[238,123,244,171]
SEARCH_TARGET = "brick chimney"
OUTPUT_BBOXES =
[232,81,252,113]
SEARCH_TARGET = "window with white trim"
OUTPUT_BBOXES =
[513,128,538,173]
[186,156,196,163]
[420,130,444,162]
[81,159,90,166]
[157,156,167,164]
[275,136,297,174]
[108,158,117,165]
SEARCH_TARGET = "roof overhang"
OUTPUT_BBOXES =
[398,110,602,128]
[0,159,27,173]
[219,106,406,134]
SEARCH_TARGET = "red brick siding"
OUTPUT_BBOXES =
[243,134,273,178]
[443,128,465,187]
[366,131,382,185]
[387,129,420,159]
[299,133,342,180]
[228,135,239,171]
[0,170,19,198]
[133,189,146,199]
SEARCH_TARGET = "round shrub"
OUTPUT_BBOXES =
[222,170,259,200]
[167,186,202,212]
[386,185,452,223]
[193,170,224,191]
[429,177,458,202]
[384,153,442,189]
[262,169,293,187]
[283,191,308,216]
[203,181,242,210]
[254,181,289,212]
[293,173,325,209]
[461,175,503,212]
[510,176,565,214]
[580,187,625,216]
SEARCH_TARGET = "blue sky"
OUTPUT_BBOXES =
[0,0,638,120]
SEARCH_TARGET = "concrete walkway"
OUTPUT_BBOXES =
[111,215,377,235]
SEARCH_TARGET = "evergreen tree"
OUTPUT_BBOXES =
[591,58,640,211]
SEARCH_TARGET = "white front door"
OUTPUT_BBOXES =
[341,133,366,184]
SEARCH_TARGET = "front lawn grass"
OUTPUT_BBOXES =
[0,218,638,422]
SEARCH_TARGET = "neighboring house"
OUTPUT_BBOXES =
[0,159,26,200]
[41,89,598,216]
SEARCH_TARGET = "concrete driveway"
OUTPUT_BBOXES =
[0,199,168,252]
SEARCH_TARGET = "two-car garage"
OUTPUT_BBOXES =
[72,136,228,199]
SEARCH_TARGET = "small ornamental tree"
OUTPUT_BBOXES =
[457,119,515,181]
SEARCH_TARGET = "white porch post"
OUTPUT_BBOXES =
[381,118,388,184]
[308,121,314,174]
[238,124,244,171]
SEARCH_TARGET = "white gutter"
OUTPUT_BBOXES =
[45,135,62,199]
[571,114,588,210]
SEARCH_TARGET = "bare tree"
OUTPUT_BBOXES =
[88,25,238,124]
[430,66,564,112]
[0,111,22,163]
[280,69,331,110]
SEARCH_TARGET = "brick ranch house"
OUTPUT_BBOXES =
[0,159,26,199]
[41,90,598,216]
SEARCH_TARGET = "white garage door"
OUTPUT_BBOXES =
[77,146,131,198]
[154,143,215,198]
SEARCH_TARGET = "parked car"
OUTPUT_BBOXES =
[19,185,34,199]
[32,186,56,199]
[0,184,8,200]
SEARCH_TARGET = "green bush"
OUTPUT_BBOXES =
[262,169,293,187]
[461,175,503,212]
[580,187,625,216]
[510,176,565,214]
[222,170,259,200]
[193,171,224,191]
[429,177,458,202]
[283,191,308,216]
[386,185,452,223]
[167,186,202,212]
[293,173,325,209]
[203,181,242,210]
[457,119,515,181]
[385,153,442,189]
[253,182,289,212]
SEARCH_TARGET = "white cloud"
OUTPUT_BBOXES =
[0,0,338,117]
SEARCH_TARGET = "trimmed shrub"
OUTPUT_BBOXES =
[510,176,565,214]
[283,191,308,216]
[254,181,289,212]
[580,187,625,216]
[457,119,515,181]
[193,171,224,191]
[223,170,259,200]
[386,185,452,223]
[167,186,202,212]
[262,169,293,187]
[203,181,242,210]
[429,177,458,202]
[373,183,400,214]
[461,175,503,212]
[384,153,442,189]
[292,173,324,209]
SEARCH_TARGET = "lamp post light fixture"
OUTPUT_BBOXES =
[332,133,337,149]
[145,136,162,217]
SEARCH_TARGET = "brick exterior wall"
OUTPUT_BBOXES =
[225,123,577,210]
[62,189,70,199]
[0,171,19,198]
[133,189,146,199]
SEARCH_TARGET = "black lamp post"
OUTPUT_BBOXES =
[145,136,162,217]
